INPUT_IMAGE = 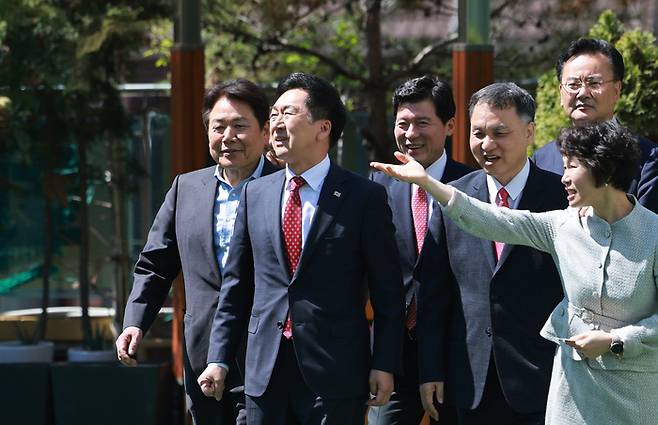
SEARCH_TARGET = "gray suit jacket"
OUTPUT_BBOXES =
[417,163,566,412]
[123,160,278,396]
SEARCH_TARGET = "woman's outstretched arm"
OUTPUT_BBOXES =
[371,151,454,206]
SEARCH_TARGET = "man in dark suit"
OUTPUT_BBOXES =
[532,38,658,213]
[417,83,566,425]
[369,76,471,425]
[116,79,279,425]
[198,73,405,425]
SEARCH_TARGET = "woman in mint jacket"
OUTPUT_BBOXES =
[372,121,658,425]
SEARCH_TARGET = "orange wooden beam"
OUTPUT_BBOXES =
[170,46,205,383]
[451,44,494,169]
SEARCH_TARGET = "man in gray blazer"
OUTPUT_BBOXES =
[417,83,566,425]
[116,79,278,425]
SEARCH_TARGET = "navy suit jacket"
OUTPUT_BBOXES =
[532,136,658,214]
[123,160,279,394]
[207,162,405,398]
[417,163,567,413]
[371,158,473,309]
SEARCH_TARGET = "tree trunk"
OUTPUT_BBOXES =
[36,90,55,343]
[364,0,395,163]
[37,192,52,342]
[78,135,92,347]
[110,136,129,335]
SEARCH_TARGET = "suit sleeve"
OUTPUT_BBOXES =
[123,176,182,333]
[416,206,453,383]
[443,189,560,253]
[363,184,405,374]
[636,143,658,214]
[207,183,255,364]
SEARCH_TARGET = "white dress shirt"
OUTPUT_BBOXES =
[282,154,331,247]
[486,159,530,209]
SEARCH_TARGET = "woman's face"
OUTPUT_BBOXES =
[561,155,600,207]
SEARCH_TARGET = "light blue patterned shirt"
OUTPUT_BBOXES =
[213,156,265,274]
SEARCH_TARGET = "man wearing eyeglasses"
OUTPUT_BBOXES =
[532,38,658,213]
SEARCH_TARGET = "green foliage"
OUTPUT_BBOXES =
[533,72,570,153]
[588,9,624,43]
[615,30,658,133]
[533,10,658,150]
[0,0,170,343]
[143,19,173,68]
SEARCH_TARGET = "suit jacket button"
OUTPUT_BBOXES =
[485,327,492,337]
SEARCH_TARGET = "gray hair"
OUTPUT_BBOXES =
[468,82,535,124]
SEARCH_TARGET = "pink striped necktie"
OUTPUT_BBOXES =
[407,185,428,330]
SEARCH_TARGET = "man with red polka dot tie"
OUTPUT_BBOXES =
[200,73,405,425]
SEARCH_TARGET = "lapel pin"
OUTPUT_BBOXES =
[333,191,341,198]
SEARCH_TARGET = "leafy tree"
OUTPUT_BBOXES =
[198,0,458,162]
[0,0,170,344]
[533,9,658,150]
[139,0,650,162]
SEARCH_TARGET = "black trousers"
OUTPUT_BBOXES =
[456,360,545,425]
[368,330,457,425]
[246,337,367,425]
[183,338,247,425]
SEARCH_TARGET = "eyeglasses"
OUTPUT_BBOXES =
[560,77,617,94]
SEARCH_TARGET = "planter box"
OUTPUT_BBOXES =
[67,347,116,363]
[51,362,171,425]
[0,340,54,363]
[0,363,53,425]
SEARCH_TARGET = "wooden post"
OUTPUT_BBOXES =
[451,44,493,168]
[170,0,205,391]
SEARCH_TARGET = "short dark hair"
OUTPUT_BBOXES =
[557,121,639,191]
[392,75,455,124]
[276,72,347,148]
[468,82,535,123]
[556,38,624,82]
[202,79,269,131]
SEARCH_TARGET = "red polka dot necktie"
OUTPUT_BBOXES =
[282,176,306,339]
[407,185,428,330]
[494,187,510,261]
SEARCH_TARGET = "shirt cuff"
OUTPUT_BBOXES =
[207,362,230,372]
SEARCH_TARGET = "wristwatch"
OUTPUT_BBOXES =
[610,338,624,359]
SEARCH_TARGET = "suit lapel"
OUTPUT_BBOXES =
[292,164,346,283]
[470,172,497,272]
[391,179,416,265]
[516,162,544,212]
[200,169,223,284]
[265,172,290,280]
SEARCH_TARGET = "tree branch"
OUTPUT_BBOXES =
[387,35,458,82]
[228,26,367,82]
[490,0,516,19]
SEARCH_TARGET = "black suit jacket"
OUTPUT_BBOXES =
[207,162,405,398]
[123,159,279,396]
[532,136,658,213]
[417,163,566,413]
[371,158,473,309]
